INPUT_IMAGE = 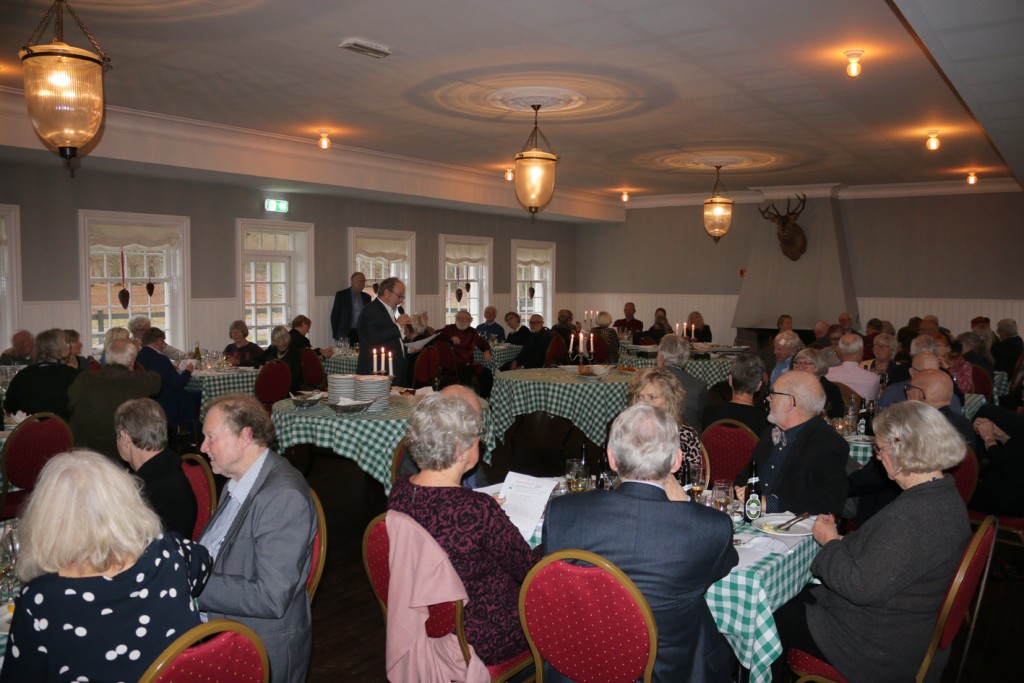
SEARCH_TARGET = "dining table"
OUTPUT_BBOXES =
[489,368,631,447]
[618,354,733,386]
[322,344,522,380]
[185,367,259,418]
[271,395,494,494]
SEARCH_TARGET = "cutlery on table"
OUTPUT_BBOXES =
[777,512,811,531]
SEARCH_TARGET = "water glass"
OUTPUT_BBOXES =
[569,466,591,493]
[713,480,733,512]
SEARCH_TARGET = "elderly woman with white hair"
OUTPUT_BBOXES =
[791,347,844,418]
[255,324,305,393]
[387,393,542,666]
[1,450,211,681]
[223,319,262,367]
[591,310,621,363]
[859,332,908,391]
[773,401,971,682]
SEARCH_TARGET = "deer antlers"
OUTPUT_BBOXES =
[760,193,808,261]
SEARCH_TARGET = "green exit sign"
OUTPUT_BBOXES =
[264,199,289,213]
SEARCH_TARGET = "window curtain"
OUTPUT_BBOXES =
[89,223,179,250]
[445,242,488,266]
[355,237,409,262]
[516,246,550,268]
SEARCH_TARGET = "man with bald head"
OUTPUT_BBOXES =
[826,334,880,400]
[734,371,849,515]
[878,348,963,412]
[909,370,978,451]
[613,302,644,334]
[0,330,34,365]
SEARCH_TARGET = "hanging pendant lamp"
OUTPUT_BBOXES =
[514,104,559,217]
[19,0,111,174]
[703,165,733,243]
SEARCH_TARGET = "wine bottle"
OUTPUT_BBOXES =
[744,459,762,522]
[193,341,201,360]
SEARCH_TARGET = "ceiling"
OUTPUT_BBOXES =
[0,0,1021,217]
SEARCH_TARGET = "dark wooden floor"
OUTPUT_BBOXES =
[300,450,1019,682]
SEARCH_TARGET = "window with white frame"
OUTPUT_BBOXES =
[80,210,189,352]
[237,220,314,347]
[512,240,555,323]
[349,227,415,300]
[441,236,491,325]
[0,205,21,346]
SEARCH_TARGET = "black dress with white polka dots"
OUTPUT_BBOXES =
[0,533,210,683]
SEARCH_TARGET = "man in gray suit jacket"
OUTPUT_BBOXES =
[198,394,316,683]
[658,333,708,431]
[544,403,738,683]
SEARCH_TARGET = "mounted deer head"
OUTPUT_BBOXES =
[760,193,808,261]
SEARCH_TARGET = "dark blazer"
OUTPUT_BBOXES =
[137,346,195,426]
[2,361,80,419]
[734,416,850,515]
[135,449,197,539]
[288,328,311,350]
[199,452,316,683]
[543,482,738,683]
[68,364,161,461]
[515,329,552,369]
[665,364,708,432]
[356,298,407,381]
[330,286,372,341]
[992,334,1023,375]
[506,326,531,347]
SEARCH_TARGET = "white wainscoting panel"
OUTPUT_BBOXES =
[856,298,1024,335]
[190,298,246,350]
[20,301,82,333]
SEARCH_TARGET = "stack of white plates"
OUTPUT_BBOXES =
[355,375,392,412]
[328,374,357,403]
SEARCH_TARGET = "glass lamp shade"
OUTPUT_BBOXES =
[703,195,733,242]
[514,148,558,213]
[19,42,105,160]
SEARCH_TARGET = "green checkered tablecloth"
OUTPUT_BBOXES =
[618,355,733,386]
[846,439,873,465]
[185,369,259,418]
[994,371,1009,402]
[490,368,630,446]
[475,344,521,374]
[323,353,359,376]
[272,396,494,493]
[705,530,820,683]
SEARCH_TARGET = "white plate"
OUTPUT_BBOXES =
[752,513,816,537]
[845,435,873,444]
[575,374,602,381]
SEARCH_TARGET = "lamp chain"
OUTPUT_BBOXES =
[23,0,111,69]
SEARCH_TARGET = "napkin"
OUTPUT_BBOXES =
[10,411,27,426]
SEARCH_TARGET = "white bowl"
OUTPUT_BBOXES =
[590,364,612,376]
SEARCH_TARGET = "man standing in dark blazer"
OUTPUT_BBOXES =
[734,370,850,515]
[330,271,372,343]
[356,276,411,382]
[544,403,739,683]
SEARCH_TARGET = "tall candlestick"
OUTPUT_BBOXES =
[388,351,393,377]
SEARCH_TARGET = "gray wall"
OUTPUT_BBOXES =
[0,161,578,301]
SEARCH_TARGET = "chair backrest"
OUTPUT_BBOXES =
[637,335,656,346]
[916,516,997,683]
[180,453,217,540]
[591,334,610,363]
[254,361,291,410]
[1,412,73,491]
[361,513,470,648]
[947,448,979,506]
[138,619,269,683]
[519,549,658,683]
[391,437,409,483]
[543,333,568,367]
[832,381,860,413]
[307,488,327,602]
[699,444,711,490]
[701,419,758,485]
[435,340,460,374]
[970,365,993,402]
[300,348,325,388]
[413,347,441,388]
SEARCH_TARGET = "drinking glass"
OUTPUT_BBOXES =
[569,466,590,493]
[713,479,732,512]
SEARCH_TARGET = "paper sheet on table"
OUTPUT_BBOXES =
[491,472,559,542]
[732,531,797,568]
[404,333,440,353]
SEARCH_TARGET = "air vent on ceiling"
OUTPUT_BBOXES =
[338,38,392,59]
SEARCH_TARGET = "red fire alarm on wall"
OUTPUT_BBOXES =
[739,268,747,278]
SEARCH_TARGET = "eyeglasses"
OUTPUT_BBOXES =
[904,383,923,397]
[765,390,796,406]
[791,360,815,368]
[636,392,661,403]
[872,438,899,455]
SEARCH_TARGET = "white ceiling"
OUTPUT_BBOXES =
[0,0,1020,215]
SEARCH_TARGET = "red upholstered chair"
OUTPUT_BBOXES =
[138,619,269,682]
[968,510,1024,547]
[970,365,993,402]
[180,453,217,540]
[591,334,610,363]
[519,549,658,683]
[543,333,569,367]
[947,448,979,506]
[307,488,327,602]
[413,346,441,388]
[254,361,291,413]
[701,419,759,485]
[362,513,532,682]
[789,516,998,683]
[0,412,73,519]
[390,437,411,484]
[300,348,326,389]
[434,340,462,387]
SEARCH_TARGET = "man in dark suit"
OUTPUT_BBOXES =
[356,276,411,382]
[544,403,739,683]
[513,314,552,369]
[137,326,196,429]
[330,271,372,342]
[992,318,1023,375]
[734,370,850,515]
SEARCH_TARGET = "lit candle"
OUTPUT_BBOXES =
[568,333,574,353]
[579,332,584,355]
[589,333,594,354]
[373,348,378,373]
[675,323,679,335]
[388,351,393,377]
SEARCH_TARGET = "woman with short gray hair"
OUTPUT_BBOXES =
[3,450,211,682]
[2,328,80,419]
[224,319,262,367]
[387,393,542,666]
[591,310,620,363]
[791,348,844,418]
[773,400,970,682]
[256,324,305,393]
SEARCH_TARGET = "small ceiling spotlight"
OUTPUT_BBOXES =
[504,168,514,182]
[844,50,864,78]
[318,130,331,150]
[620,191,630,202]
[967,171,977,185]
[925,130,941,151]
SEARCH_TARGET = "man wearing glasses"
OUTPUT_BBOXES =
[356,276,412,382]
[733,371,849,515]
